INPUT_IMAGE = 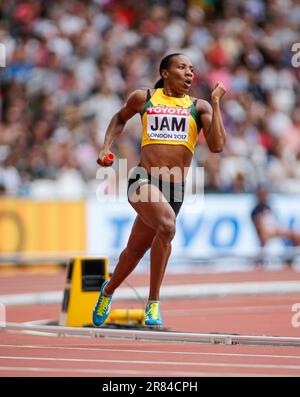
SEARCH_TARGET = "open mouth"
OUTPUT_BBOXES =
[184,80,192,88]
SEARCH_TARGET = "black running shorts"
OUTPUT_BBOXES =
[127,165,185,216]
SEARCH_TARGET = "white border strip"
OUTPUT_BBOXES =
[1,280,300,306]
[1,322,300,347]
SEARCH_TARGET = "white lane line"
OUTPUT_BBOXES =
[0,366,282,377]
[2,280,300,306]
[1,356,300,370]
[0,365,203,376]
[0,344,300,360]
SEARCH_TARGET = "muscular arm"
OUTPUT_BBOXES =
[197,82,227,153]
[99,90,147,155]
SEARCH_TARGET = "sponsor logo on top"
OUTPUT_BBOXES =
[147,106,190,116]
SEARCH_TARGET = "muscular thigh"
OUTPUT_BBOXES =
[129,184,175,230]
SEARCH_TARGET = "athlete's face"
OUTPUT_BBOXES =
[162,55,194,94]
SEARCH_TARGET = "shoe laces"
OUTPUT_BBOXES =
[147,302,160,320]
[97,295,110,317]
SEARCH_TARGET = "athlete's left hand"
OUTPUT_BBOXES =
[211,81,227,102]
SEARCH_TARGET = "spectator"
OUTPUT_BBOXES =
[0,0,299,197]
[251,184,300,266]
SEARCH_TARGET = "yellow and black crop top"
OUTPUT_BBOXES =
[140,88,202,154]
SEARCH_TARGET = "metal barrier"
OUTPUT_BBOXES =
[1,321,300,347]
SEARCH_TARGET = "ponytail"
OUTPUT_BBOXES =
[154,77,164,88]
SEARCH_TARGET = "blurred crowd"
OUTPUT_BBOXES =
[1,0,300,198]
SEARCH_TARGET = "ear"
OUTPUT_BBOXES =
[161,69,168,80]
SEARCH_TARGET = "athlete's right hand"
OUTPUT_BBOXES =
[97,150,115,167]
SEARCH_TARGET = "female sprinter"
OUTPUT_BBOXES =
[93,53,227,327]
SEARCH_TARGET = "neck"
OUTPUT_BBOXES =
[162,87,185,98]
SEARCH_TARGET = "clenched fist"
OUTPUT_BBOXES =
[211,81,227,102]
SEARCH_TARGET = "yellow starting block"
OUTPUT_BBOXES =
[59,257,109,327]
[108,309,145,325]
[59,257,145,327]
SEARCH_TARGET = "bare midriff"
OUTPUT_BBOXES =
[140,144,193,183]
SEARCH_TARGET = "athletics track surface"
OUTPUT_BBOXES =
[1,269,300,377]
